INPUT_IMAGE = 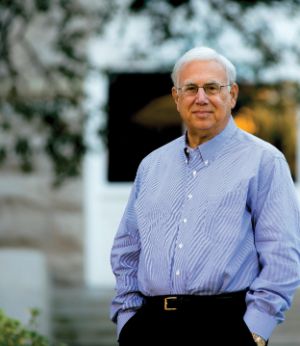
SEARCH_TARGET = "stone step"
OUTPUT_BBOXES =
[53,287,114,304]
[51,287,117,346]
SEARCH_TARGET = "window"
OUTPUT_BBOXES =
[107,74,298,182]
[107,73,182,182]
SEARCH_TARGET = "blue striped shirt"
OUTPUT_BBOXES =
[110,116,300,340]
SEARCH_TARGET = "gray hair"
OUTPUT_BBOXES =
[171,46,237,86]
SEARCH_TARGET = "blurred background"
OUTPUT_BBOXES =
[0,0,300,345]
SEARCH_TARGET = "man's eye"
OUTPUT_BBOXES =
[205,84,219,92]
[185,85,198,92]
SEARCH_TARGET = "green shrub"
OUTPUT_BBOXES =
[0,309,67,346]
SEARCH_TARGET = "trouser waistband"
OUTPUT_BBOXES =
[142,289,248,312]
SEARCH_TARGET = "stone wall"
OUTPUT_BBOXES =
[0,169,84,286]
[0,1,90,287]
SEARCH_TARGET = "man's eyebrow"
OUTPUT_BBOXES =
[204,80,220,84]
[182,80,196,85]
[182,80,221,85]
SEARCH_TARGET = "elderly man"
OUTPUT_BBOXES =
[110,46,300,346]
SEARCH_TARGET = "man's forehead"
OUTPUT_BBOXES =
[181,59,226,72]
[178,60,227,80]
[179,74,227,87]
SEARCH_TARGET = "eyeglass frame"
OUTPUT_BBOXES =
[175,82,232,97]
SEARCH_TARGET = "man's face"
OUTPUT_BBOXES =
[172,60,238,147]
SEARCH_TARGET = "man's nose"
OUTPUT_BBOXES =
[195,87,209,103]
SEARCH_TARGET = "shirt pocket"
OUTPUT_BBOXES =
[205,182,251,244]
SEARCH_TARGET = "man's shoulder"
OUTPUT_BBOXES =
[235,128,285,160]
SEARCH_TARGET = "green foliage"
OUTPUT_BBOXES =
[127,0,300,78]
[130,0,300,11]
[0,309,67,346]
[229,0,300,6]
[0,0,113,186]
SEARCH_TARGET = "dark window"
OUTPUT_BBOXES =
[107,75,297,182]
[107,73,182,182]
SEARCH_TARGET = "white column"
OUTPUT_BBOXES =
[83,68,132,287]
[83,70,108,287]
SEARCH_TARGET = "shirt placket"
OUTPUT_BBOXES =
[171,149,207,292]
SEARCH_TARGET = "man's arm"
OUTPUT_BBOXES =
[110,165,144,336]
[244,155,300,341]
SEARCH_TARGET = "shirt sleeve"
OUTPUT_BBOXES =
[110,163,145,335]
[244,154,300,340]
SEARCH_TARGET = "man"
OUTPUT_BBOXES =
[110,46,300,346]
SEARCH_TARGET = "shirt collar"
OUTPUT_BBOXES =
[183,116,238,163]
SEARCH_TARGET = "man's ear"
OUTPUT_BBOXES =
[230,83,239,109]
[172,86,180,111]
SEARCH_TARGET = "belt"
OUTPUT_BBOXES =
[143,289,247,312]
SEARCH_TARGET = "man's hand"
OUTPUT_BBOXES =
[252,333,266,346]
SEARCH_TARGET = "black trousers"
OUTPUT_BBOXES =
[118,290,261,346]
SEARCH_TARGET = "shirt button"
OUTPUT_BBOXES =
[183,218,187,223]
[188,193,193,199]
[192,170,197,177]
[204,160,209,166]
[178,243,183,249]
[176,270,180,276]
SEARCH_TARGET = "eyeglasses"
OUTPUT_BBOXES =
[177,82,232,97]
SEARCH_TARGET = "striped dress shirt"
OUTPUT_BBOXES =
[110,116,300,340]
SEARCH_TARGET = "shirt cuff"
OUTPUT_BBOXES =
[244,308,278,341]
[117,310,136,338]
